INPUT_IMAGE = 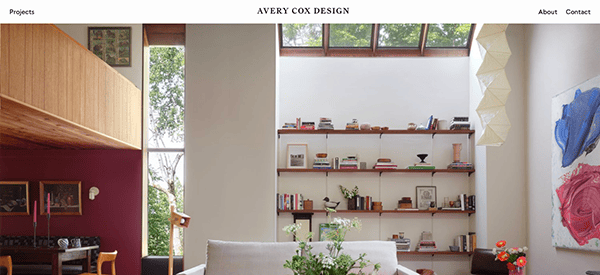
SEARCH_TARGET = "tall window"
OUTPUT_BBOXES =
[147,46,185,256]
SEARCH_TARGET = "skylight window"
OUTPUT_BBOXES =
[279,23,475,57]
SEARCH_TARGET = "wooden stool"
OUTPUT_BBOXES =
[79,251,117,275]
[0,256,12,275]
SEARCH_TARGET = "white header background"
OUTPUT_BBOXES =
[1,0,600,23]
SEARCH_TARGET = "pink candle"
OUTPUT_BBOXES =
[47,193,50,214]
[34,201,37,223]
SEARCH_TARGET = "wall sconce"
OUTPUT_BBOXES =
[89,187,99,200]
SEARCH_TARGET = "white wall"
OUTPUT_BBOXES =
[184,24,277,267]
[278,57,473,274]
[55,24,143,89]
[279,57,470,128]
[525,24,600,274]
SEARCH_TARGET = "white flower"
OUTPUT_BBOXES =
[523,246,528,251]
[322,255,334,268]
[518,248,523,253]
[492,248,497,254]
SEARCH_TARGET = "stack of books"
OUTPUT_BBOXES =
[340,156,359,169]
[318,117,334,130]
[373,158,397,169]
[277,193,304,210]
[417,240,438,252]
[353,196,374,210]
[313,158,331,169]
[282,123,297,129]
[450,116,470,130]
[448,162,474,170]
[346,119,359,130]
[408,161,435,170]
[301,122,315,130]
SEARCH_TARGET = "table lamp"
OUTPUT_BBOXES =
[168,205,190,275]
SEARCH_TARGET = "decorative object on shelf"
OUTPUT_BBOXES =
[168,204,191,275]
[360,162,367,169]
[346,119,359,130]
[301,121,316,130]
[417,154,428,164]
[371,126,380,130]
[397,197,412,209]
[407,123,417,130]
[492,240,527,275]
[452,143,462,163]
[286,144,308,169]
[372,201,382,211]
[340,155,359,169]
[438,119,449,130]
[304,199,313,210]
[284,217,381,274]
[476,24,511,146]
[58,238,69,249]
[89,187,100,200]
[416,124,427,130]
[340,185,359,210]
[449,245,459,252]
[40,181,82,215]
[0,181,29,215]
[88,27,131,67]
[428,201,436,211]
[71,238,81,248]
[360,123,371,130]
[323,197,340,210]
[416,186,436,210]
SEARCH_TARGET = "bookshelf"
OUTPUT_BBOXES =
[277,128,476,259]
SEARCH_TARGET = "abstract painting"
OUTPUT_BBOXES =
[552,75,600,251]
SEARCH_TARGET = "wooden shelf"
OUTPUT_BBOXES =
[397,251,473,256]
[278,209,475,215]
[278,129,474,135]
[277,168,475,175]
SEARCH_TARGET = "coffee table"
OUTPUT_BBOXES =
[0,245,99,275]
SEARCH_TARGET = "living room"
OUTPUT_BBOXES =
[1,21,600,275]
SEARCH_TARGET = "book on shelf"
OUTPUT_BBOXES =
[318,117,334,130]
[278,193,304,211]
[441,207,462,211]
[448,162,474,169]
[394,208,419,211]
[407,165,435,170]
[413,162,432,166]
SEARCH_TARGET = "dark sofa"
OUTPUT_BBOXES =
[0,236,100,275]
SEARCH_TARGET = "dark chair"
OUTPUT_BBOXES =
[471,248,509,275]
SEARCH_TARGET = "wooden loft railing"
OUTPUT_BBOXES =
[0,24,141,149]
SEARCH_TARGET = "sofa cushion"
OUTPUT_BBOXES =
[205,240,298,275]
[310,241,398,275]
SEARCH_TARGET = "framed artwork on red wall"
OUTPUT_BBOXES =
[40,181,82,215]
[0,181,29,216]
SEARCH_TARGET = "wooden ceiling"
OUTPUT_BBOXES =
[144,24,185,46]
[0,95,138,150]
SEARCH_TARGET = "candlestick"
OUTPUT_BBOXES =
[47,193,50,214]
[34,201,37,223]
[34,200,37,248]
[47,213,51,248]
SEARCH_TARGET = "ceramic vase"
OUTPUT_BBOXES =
[348,197,357,210]
[452,143,462,163]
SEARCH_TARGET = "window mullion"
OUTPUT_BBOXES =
[372,24,379,54]
[323,24,330,56]
[419,24,429,56]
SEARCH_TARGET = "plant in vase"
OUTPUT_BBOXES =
[492,240,528,275]
[339,185,359,210]
[283,213,380,275]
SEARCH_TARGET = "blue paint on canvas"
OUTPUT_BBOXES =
[555,87,600,167]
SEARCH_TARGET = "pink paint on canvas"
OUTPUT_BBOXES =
[556,163,600,245]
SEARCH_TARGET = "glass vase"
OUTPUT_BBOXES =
[509,267,524,275]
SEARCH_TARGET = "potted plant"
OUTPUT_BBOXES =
[492,240,528,275]
[339,185,359,210]
[283,213,380,275]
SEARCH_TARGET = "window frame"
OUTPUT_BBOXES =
[279,23,476,57]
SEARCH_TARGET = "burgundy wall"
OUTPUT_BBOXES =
[0,149,142,275]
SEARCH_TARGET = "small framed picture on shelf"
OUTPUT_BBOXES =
[40,181,82,215]
[319,223,339,241]
[416,186,436,210]
[0,181,29,216]
[287,144,308,169]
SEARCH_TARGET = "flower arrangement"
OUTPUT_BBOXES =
[339,185,359,199]
[492,240,528,272]
[283,214,380,275]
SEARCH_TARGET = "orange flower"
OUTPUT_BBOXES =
[507,263,516,270]
[497,251,509,261]
[496,240,506,248]
[516,256,527,267]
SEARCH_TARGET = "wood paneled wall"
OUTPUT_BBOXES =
[0,24,141,149]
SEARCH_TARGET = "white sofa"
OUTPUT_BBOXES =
[177,240,419,275]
